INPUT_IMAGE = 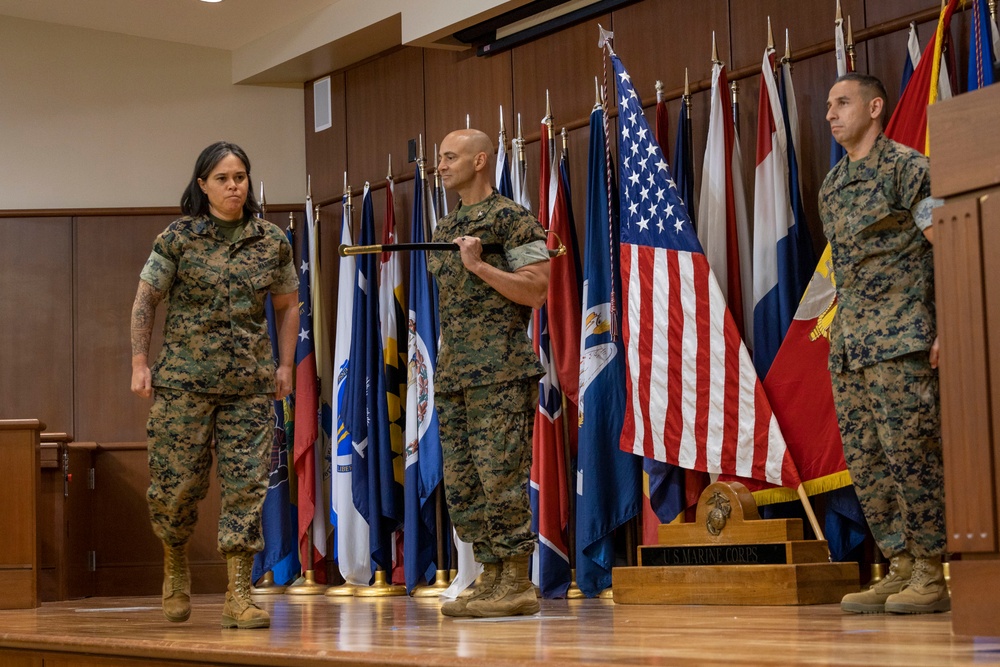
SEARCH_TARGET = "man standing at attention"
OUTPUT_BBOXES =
[820,73,948,615]
[427,129,549,618]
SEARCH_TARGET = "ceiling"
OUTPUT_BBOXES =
[0,0,339,51]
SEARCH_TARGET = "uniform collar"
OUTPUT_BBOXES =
[835,133,889,187]
[455,189,500,221]
[191,214,266,242]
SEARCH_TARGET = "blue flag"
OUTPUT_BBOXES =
[496,128,514,200]
[252,292,300,586]
[345,184,403,576]
[575,105,641,597]
[969,0,996,91]
[403,164,444,592]
[672,103,695,231]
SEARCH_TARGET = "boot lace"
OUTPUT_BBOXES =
[166,547,187,593]
[908,559,940,590]
[871,556,910,593]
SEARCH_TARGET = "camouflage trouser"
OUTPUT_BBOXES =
[437,378,538,564]
[831,352,946,558]
[146,388,272,555]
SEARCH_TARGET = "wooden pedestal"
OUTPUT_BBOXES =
[613,482,858,605]
[0,419,44,609]
[928,83,1000,638]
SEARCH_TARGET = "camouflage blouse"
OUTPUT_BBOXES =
[139,215,298,394]
[819,133,935,373]
[428,190,548,391]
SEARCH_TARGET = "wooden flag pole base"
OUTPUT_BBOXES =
[612,481,859,605]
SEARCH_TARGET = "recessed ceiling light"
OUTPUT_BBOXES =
[200,0,223,3]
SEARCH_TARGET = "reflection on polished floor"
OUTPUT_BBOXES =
[1,593,999,666]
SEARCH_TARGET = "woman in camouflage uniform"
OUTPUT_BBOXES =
[129,142,298,629]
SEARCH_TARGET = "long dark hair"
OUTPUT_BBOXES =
[180,141,263,218]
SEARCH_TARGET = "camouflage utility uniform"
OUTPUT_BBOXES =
[819,133,945,559]
[139,214,297,554]
[427,190,548,565]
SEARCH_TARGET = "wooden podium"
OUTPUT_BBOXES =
[928,83,1000,638]
[613,482,858,605]
[0,419,44,609]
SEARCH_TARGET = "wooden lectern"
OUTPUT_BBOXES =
[0,419,44,609]
[928,83,1000,638]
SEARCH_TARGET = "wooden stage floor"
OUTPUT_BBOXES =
[2,593,999,667]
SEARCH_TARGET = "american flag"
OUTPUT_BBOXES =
[610,52,800,489]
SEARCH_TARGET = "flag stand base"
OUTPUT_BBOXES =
[354,569,406,597]
[566,571,585,599]
[324,582,360,598]
[285,570,327,596]
[612,481,859,605]
[250,571,286,596]
[412,570,451,598]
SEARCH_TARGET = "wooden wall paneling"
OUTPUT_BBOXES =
[933,196,995,554]
[345,48,425,195]
[0,218,73,434]
[73,216,174,443]
[612,0,730,103]
[305,72,347,206]
[783,54,842,256]
[423,48,514,158]
[863,1,939,110]
[91,446,225,597]
[511,15,612,145]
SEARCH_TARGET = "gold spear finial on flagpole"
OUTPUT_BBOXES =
[544,89,553,124]
[711,31,721,65]
[387,154,393,181]
[846,15,856,71]
[307,174,312,201]
[655,79,665,104]
[561,127,568,156]
[594,75,602,110]
[288,210,295,231]
[499,105,506,138]
[782,28,792,66]
[259,181,266,218]
[767,16,774,51]
[835,0,843,23]
[989,0,997,22]
[466,113,470,129]
[683,67,692,116]
[418,133,425,164]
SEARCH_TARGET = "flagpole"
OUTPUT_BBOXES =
[795,484,825,542]
[846,15,857,71]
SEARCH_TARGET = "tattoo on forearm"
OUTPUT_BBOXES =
[131,282,165,357]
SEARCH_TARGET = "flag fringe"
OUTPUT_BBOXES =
[751,470,854,507]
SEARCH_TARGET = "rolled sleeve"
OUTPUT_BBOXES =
[912,196,943,232]
[139,250,176,292]
[507,240,550,270]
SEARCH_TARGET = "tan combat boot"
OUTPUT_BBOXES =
[884,556,951,614]
[441,561,501,618]
[162,542,191,623]
[221,553,270,629]
[466,555,539,618]
[841,552,914,614]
